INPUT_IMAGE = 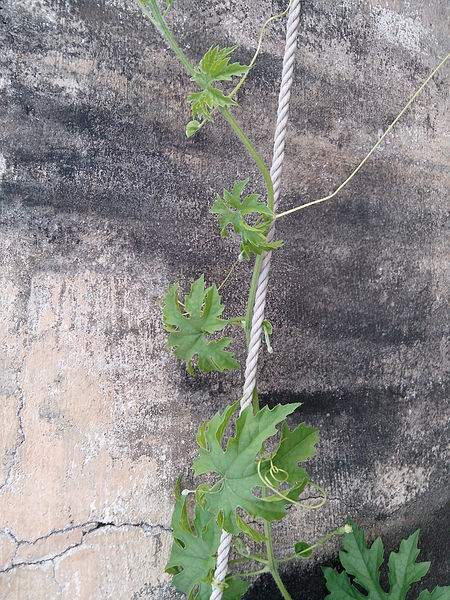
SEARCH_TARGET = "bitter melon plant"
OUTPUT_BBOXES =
[133,1,450,598]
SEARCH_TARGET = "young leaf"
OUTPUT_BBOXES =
[192,46,249,86]
[186,119,201,138]
[188,88,236,122]
[187,45,248,123]
[162,275,239,375]
[211,179,282,260]
[193,401,301,534]
[323,521,439,600]
[262,319,273,353]
[295,541,313,558]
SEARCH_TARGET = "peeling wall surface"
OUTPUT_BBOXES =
[0,1,449,598]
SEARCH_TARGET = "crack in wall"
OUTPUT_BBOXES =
[0,520,171,576]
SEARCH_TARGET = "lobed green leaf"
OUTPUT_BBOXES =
[211,179,282,260]
[193,401,303,534]
[166,479,248,599]
[187,45,248,127]
[323,521,443,600]
[162,275,239,375]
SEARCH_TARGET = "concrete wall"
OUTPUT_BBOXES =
[0,0,448,598]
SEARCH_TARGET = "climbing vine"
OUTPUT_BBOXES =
[135,1,449,598]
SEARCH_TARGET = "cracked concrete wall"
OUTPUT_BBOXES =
[0,0,449,598]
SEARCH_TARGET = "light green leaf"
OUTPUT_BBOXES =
[192,45,248,87]
[187,45,248,124]
[186,119,201,138]
[193,402,301,534]
[262,319,273,354]
[188,88,236,122]
[211,179,282,260]
[162,275,239,374]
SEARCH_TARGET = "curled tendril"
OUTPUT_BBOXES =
[267,460,289,484]
[257,458,327,510]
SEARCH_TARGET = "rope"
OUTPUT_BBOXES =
[210,2,302,597]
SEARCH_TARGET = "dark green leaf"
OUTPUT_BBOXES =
[323,521,436,600]
[166,479,248,599]
[418,587,450,600]
[322,567,365,599]
[193,401,301,534]
[337,521,385,599]
[271,421,318,485]
[162,275,239,374]
[387,529,430,600]
[165,481,220,598]
[222,576,250,599]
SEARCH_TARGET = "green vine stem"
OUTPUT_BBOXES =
[276,524,352,564]
[264,517,293,600]
[138,1,276,347]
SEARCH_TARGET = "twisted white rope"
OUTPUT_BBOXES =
[210,2,302,598]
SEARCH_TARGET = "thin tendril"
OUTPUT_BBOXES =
[257,459,327,510]
[217,258,240,292]
[229,0,293,99]
[274,52,450,220]
[231,567,269,578]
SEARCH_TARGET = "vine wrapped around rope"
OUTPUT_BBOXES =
[210,1,302,598]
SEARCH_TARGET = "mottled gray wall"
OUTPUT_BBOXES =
[0,0,449,598]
